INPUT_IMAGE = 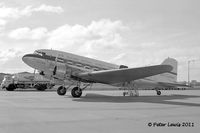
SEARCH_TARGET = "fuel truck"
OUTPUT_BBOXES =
[1,72,54,91]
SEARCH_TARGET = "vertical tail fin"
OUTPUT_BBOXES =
[160,57,178,82]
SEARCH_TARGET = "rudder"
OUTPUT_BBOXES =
[160,57,178,82]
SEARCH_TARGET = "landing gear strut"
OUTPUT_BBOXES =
[123,81,139,96]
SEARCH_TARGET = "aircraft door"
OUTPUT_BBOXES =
[52,54,72,80]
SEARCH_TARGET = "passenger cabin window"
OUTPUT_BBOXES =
[56,57,64,63]
[67,61,73,65]
[93,68,99,71]
[84,66,91,69]
[76,63,83,67]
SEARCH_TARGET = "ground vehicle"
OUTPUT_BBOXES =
[1,72,54,91]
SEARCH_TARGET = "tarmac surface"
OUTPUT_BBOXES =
[0,89,200,133]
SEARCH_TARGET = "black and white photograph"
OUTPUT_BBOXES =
[0,0,200,133]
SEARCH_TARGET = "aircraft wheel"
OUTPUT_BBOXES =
[57,86,67,96]
[6,84,16,91]
[71,87,82,98]
[157,90,161,95]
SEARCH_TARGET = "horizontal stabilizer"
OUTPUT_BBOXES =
[157,82,189,88]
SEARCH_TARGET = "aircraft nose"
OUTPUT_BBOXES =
[22,54,34,67]
[22,54,45,70]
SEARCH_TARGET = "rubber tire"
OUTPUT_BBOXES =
[6,84,16,91]
[57,86,67,96]
[71,87,82,98]
[157,90,161,95]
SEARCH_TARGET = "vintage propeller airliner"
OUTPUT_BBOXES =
[22,49,184,98]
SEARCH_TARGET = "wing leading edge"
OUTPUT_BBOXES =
[77,65,173,84]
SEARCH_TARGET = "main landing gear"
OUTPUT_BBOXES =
[122,81,139,96]
[57,86,82,97]
[57,82,91,98]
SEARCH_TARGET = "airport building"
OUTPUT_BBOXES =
[191,80,200,88]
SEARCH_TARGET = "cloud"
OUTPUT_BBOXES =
[1,18,128,73]
[0,19,6,26]
[6,19,129,68]
[33,4,64,13]
[109,53,126,64]
[3,18,200,81]
[47,19,128,60]
[0,48,32,73]
[9,27,48,40]
[0,3,64,19]
[0,3,64,29]
[8,19,128,50]
[0,48,22,62]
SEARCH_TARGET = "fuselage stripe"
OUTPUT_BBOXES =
[25,54,108,71]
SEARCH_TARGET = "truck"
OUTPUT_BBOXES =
[1,72,54,91]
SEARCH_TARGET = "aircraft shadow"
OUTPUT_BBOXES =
[71,93,200,107]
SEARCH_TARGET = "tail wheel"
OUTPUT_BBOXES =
[157,90,161,95]
[57,86,67,96]
[71,87,82,98]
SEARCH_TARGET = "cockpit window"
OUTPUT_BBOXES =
[34,51,46,56]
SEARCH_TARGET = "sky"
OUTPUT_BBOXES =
[0,0,199,82]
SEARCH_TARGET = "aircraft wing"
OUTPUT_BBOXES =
[77,65,173,84]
